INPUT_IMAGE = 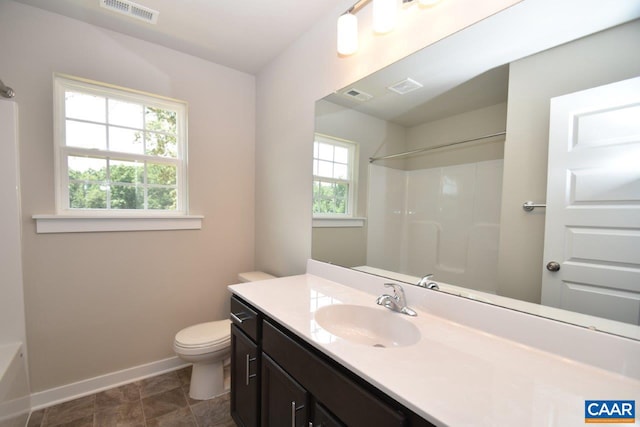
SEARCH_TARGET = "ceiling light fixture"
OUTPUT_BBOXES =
[337,12,359,55]
[337,0,443,56]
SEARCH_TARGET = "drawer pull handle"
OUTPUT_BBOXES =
[231,312,247,324]
[291,401,305,427]
[291,401,296,427]
[245,354,257,386]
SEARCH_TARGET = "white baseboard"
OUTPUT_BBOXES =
[30,356,189,411]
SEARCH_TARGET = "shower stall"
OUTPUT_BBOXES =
[0,83,31,426]
[366,158,504,294]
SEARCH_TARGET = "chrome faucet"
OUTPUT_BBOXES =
[376,283,417,316]
[417,274,439,290]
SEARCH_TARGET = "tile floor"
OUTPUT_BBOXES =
[27,366,234,427]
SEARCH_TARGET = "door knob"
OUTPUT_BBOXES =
[546,261,561,272]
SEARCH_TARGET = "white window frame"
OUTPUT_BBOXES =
[33,74,201,233]
[312,134,359,220]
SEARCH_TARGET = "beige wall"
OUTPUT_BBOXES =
[255,0,522,276]
[0,1,255,392]
[312,227,367,267]
[497,20,640,303]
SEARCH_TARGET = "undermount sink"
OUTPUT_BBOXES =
[314,304,421,348]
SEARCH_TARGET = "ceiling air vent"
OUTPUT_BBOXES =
[387,78,423,95]
[99,0,159,24]
[341,88,373,102]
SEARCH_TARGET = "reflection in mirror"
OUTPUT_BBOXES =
[312,1,640,340]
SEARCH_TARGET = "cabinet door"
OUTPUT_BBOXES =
[263,321,406,427]
[261,354,309,427]
[231,324,260,427]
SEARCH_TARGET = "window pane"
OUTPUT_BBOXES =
[317,160,333,178]
[335,183,349,214]
[68,156,107,182]
[312,180,349,214]
[146,132,177,158]
[148,187,177,210]
[65,91,105,122]
[110,184,144,210]
[313,142,319,158]
[334,146,349,163]
[313,181,332,214]
[109,127,144,154]
[148,163,177,185]
[317,143,334,161]
[110,160,143,185]
[146,107,177,134]
[108,99,143,129]
[69,183,107,209]
[57,76,187,213]
[66,120,106,150]
[333,164,348,180]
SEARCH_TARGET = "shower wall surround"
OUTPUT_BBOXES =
[367,159,503,293]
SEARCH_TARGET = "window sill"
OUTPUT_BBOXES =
[312,217,366,228]
[32,214,203,234]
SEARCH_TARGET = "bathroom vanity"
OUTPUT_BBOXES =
[228,261,640,427]
[230,294,432,427]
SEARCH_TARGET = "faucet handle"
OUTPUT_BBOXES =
[383,283,405,301]
[417,274,440,290]
[417,274,434,288]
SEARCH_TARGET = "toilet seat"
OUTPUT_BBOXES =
[174,320,230,355]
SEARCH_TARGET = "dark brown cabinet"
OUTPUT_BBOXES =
[230,295,435,427]
[261,354,309,426]
[230,296,261,427]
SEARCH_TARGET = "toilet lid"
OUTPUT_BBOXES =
[175,320,231,348]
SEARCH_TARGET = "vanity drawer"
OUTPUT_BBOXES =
[230,295,260,342]
[262,320,406,427]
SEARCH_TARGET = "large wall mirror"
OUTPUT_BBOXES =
[312,0,640,340]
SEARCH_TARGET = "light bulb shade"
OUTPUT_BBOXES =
[418,0,441,6]
[373,0,397,34]
[337,13,358,55]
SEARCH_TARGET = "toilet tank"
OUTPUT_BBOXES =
[237,271,276,283]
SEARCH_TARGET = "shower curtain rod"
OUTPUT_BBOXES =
[0,79,15,98]
[369,131,506,163]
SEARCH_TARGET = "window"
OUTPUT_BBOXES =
[53,74,188,214]
[312,134,357,217]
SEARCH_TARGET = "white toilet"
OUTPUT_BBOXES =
[173,271,275,400]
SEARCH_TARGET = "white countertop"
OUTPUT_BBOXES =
[229,273,640,427]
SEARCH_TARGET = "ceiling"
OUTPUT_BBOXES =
[13,0,347,74]
[325,65,509,127]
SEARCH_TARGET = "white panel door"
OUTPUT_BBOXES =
[541,77,640,324]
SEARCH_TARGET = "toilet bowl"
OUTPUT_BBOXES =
[174,271,276,400]
[173,320,231,400]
